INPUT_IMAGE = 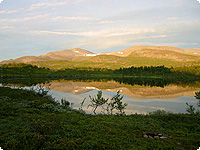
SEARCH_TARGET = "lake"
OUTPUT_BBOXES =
[1,78,200,114]
[43,79,200,114]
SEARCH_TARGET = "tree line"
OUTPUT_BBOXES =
[114,65,172,75]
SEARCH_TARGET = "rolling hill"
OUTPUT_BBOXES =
[1,46,200,69]
[101,46,200,57]
[0,48,94,64]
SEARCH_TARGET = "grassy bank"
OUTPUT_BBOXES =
[0,86,200,149]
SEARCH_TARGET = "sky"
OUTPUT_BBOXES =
[0,0,200,61]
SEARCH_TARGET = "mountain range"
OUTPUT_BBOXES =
[1,46,200,69]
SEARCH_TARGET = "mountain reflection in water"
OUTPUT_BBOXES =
[45,79,199,114]
[1,78,199,114]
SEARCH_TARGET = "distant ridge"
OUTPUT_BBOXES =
[0,46,200,66]
[101,46,200,57]
[0,48,94,64]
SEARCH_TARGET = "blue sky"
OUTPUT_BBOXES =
[0,0,200,61]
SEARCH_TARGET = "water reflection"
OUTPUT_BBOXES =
[47,80,200,99]
[1,78,200,114]
[45,79,200,114]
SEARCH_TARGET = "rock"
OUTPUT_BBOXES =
[154,136,160,139]
[160,136,168,139]
[142,132,171,139]
[143,135,148,138]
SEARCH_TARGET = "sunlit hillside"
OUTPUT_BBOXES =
[1,46,200,69]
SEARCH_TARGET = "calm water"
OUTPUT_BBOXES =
[45,79,200,114]
[1,79,200,114]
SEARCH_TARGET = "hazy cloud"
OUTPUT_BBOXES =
[32,27,156,37]
[0,14,49,23]
[29,1,69,10]
[89,20,124,25]
[0,10,19,14]
[150,35,167,38]
[167,17,179,20]
[52,16,96,22]
[74,34,169,50]
[0,26,15,29]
